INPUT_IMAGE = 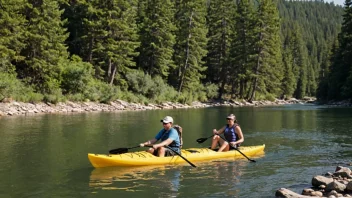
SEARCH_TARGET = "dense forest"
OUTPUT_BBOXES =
[0,0,348,104]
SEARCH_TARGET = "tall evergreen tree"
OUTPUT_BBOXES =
[248,0,283,101]
[281,32,296,98]
[327,0,352,100]
[173,0,208,92]
[206,0,236,99]
[93,0,140,85]
[137,0,176,77]
[16,0,69,94]
[290,24,308,99]
[0,0,27,73]
[230,0,256,98]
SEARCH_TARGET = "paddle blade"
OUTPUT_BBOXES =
[196,137,208,143]
[109,148,128,154]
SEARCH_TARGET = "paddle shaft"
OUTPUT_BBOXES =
[218,135,256,162]
[145,145,197,168]
[165,145,197,168]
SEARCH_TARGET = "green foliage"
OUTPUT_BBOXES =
[0,0,346,104]
[43,89,65,104]
[173,0,208,92]
[17,0,69,95]
[206,0,236,98]
[229,0,257,99]
[0,0,26,73]
[320,0,352,100]
[137,0,176,77]
[61,55,95,94]
[205,83,219,99]
[83,80,119,103]
[248,0,283,101]
[125,70,154,95]
[0,72,43,102]
[279,0,343,100]
[255,93,276,102]
[125,70,178,103]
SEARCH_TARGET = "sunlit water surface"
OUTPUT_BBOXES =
[0,104,351,197]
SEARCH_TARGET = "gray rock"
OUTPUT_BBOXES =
[302,188,314,195]
[312,175,334,187]
[326,181,346,192]
[347,181,352,191]
[311,191,323,197]
[334,167,352,179]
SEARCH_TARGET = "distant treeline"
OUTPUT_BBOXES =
[0,0,346,104]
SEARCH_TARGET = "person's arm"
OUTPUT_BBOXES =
[153,129,178,149]
[230,126,244,147]
[213,126,226,135]
[153,138,173,149]
[140,138,157,147]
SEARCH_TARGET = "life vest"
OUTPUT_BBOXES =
[224,124,240,144]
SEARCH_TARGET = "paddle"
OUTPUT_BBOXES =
[164,145,197,168]
[109,145,140,154]
[109,145,197,168]
[196,134,214,143]
[217,135,256,162]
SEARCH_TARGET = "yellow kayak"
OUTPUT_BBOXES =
[88,144,265,168]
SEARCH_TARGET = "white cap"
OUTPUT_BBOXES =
[161,116,173,123]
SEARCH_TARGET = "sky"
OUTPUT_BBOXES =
[331,0,345,5]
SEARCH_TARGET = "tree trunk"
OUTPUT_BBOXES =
[178,11,194,93]
[107,58,112,82]
[109,63,117,86]
[249,32,263,102]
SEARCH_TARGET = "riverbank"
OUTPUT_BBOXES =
[276,165,352,198]
[0,97,315,117]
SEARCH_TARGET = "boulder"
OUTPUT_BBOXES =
[347,181,352,191]
[275,188,320,198]
[326,181,346,192]
[312,175,334,187]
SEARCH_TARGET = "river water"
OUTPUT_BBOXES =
[0,104,351,197]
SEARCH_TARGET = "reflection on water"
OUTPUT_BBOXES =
[89,160,248,197]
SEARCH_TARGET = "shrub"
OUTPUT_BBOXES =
[82,79,119,103]
[0,72,43,102]
[61,55,95,94]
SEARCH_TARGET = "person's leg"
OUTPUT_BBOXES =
[211,135,220,149]
[217,139,230,152]
[146,148,155,155]
[157,147,166,157]
[164,148,175,156]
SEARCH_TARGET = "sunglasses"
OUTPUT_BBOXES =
[226,118,233,121]
[162,122,169,125]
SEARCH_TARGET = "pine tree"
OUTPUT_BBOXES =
[16,0,69,94]
[206,0,236,99]
[290,24,308,99]
[173,0,208,92]
[93,0,140,85]
[281,32,296,98]
[328,0,352,100]
[137,0,176,77]
[248,0,283,101]
[230,0,257,98]
[0,0,27,73]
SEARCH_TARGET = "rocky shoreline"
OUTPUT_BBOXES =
[0,97,315,117]
[276,165,352,198]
